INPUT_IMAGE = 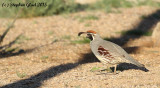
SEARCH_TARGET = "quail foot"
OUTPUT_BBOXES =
[78,30,147,74]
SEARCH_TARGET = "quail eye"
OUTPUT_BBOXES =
[86,34,93,40]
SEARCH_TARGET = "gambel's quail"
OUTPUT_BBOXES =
[78,30,147,74]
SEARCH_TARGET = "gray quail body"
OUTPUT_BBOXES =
[78,30,146,74]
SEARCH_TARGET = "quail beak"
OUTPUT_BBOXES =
[78,32,87,36]
[78,32,93,40]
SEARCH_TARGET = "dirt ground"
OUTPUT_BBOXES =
[0,6,160,88]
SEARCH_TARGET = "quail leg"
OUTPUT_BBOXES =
[114,65,117,74]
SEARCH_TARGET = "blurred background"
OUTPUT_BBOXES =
[0,0,160,18]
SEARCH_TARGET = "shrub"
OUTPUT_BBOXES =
[0,0,82,18]
[0,0,160,18]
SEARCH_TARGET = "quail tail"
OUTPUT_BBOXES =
[130,57,149,72]
[128,56,144,67]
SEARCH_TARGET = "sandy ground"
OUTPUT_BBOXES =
[0,6,160,88]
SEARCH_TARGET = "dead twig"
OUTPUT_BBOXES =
[0,6,24,45]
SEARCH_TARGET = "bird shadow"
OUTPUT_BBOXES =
[110,63,149,73]
[81,52,149,73]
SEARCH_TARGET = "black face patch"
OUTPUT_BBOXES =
[86,34,93,41]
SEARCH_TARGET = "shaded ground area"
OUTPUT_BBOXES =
[0,6,160,88]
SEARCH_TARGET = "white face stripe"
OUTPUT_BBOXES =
[87,33,95,41]
[90,33,97,40]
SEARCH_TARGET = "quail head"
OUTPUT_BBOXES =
[78,30,146,74]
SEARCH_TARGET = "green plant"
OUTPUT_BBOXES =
[19,35,31,40]
[90,67,101,72]
[1,0,160,18]
[84,23,91,27]
[90,67,113,72]
[48,30,54,35]
[88,0,160,13]
[83,15,99,20]
[41,56,49,60]
[15,35,31,44]
[101,67,112,72]
[5,47,18,52]
[137,0,160,7]
[88,0,134,13]
[33,21,38,24]
[71,38,90,44]
[79,15,99,22]
[0,0,85,18]
[62,35,71,40]
[52,39,59,43]
[40,56,49,63]
[75,85,81,88]
[140,15,148,19]
[16,71,27,78]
